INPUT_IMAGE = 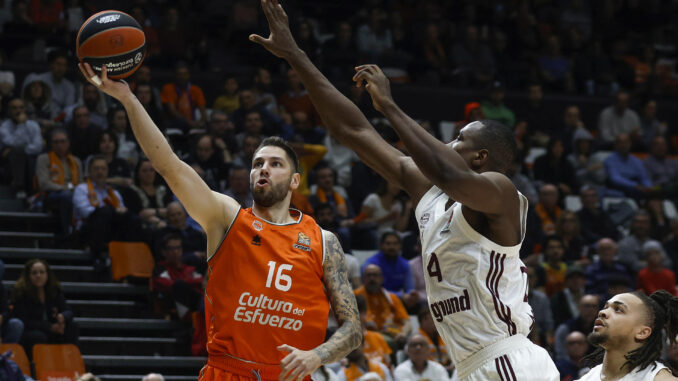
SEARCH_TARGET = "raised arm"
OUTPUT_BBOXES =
[278,231,361,380]
[249,0,430,203]
[77,64,239,234]
[353,65,515,215]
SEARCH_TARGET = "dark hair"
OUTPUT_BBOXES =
[474,119,517,174]
[88,154,108,172]
[380,231,401,245]
[98,130,119,156]
[162,233,183,248]
[542,234,564,249]
[11,259,62,302]
[255,136,299,173]
[583,290,678,373]
[134,157,159,186]
[314,202,333,214]
[49,127,70,144]
[47,49,68,64]
[354,294,366,313]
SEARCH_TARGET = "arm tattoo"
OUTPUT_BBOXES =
[313,231,362,364]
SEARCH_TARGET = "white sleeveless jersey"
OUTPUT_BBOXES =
[577,362,669,380]
[414,185,534,366]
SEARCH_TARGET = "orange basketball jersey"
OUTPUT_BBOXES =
[205,208,330,364]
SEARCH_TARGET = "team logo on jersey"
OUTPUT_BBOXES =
[252,220,263,231]
[420,213,430,225]
[251,235,261,246]
[293,232,311,252]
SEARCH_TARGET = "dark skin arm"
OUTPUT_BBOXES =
[278,232,361,381]
[353,65,521,245]
[249,0,431,205]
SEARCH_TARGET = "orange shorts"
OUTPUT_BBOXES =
[199,356,310,381]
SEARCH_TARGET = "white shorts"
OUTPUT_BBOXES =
[457,335,559,381]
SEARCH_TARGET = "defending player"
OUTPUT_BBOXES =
[577,290,678,380]
[78,63,361,381]
[249,0,558,379]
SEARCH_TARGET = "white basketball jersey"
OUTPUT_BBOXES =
[577,362,669,380]
[414,185,534,366]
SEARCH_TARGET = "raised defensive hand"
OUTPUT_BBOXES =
[78,63,132,102]
[278,344,320,381]
[352,65,394,114]
[249,0,300,59]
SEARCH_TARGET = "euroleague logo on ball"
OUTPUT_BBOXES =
[134,52,143,64]
[97,14,120,24]
[110,34,124,48]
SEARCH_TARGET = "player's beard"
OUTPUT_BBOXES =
[251,176,291,207]
[588,331,608,347]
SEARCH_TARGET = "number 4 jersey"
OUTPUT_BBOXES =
[414,186,534,368]
[205,208,330,364]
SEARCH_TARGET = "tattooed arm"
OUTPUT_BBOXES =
[278,231,362,381]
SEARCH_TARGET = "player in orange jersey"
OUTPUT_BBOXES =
[78,64,361,381]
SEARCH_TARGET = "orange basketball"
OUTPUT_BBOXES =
[76,10,146,79]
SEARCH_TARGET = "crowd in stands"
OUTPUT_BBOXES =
[2,0,678,380]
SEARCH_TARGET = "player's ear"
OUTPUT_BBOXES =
[473,149,489,167]
[289,172,300,190]
[635,324,652,341]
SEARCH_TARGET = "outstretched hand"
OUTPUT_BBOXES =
[352,65,393,113]
[78,63,133,102]
[249,0,300,59]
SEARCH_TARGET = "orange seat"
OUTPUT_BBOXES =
[33,344,85,381]
[0,343,31,377]
[108,241,155,281]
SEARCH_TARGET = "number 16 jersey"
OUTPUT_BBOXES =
[205,208,330,364]
[414,186,534,367]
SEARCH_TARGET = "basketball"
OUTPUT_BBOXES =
[76,10,146,79]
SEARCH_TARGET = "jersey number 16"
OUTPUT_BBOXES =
[266,261,293,292]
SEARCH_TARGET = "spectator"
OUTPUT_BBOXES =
[535,183,562,235]
[35,128,82,241]
[597,90,641,147]
[356,8,393,63]
[11,259,77,354]
[555,211,587,264]
[551,266,587,328]
[354,264,411,347]
[358,179,408,246]
[134,83,164,128]
[222,165,253,208]
[129,66,162,109]
[636,240,677,296]
[73,155,142,266]
[309,165,352,218]
[553,294,599,361]
[252,67,277,114]
[235,110,268,149]
[419,23,449,83]
[584,238,632,297]
[515,83,550,140]
[189,134,230,191]
[533,137,577,196]
[394,334,450,381]
[363,232,418,308]
[125,158,172,230]
[212,75,240,115]
[322,135,360,189]
[66,105,103,162]
[29,50,75,114]
[665,219,678,275]
[646,197,671,240]
[277,68,320,128]
[156,201,206,271]
[576,186,620,245]
[559,106,585,153]
[320,21,358,81]
[231,89,282,136]
[555,331,588,381]
[409,248,427,304]
[160,62,207,132]
[541,235,569,297]
[0,51,15,97]
[0,97,42,197]
[481,81,515,128]
[207,110,237,157]
[539,35,573,92]
[232,133,261,171]
[0,278,23,343]
[64,83,107,129]
[603,133,652,199]
[526,265,554,344]
[644,136,678,196]
[290,111,324,145]
[618,210,672,273]
[567,128,611,195]
[416,307,452,371]
[21,73,57,132]
[314,203,352,257]
[336,338,392,381]
[507,159,538,205]
[85,130,133,189]
[152,233,203,320]
[451,25,495,88]
[355,295,391,367]
[294,19,319,63]
[290,141,328,197]
[639,99,666,149]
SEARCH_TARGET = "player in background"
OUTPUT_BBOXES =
[577,290,678,381]
[249,0,558,379]
[78,62,360,381]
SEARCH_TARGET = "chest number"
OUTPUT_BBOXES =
[427,253,442,282]
[265,261,293,292]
